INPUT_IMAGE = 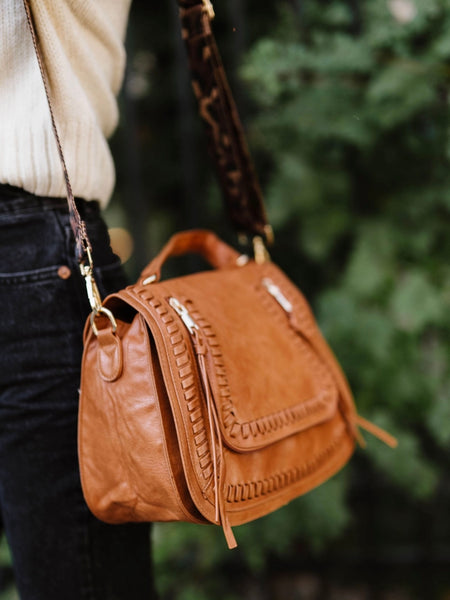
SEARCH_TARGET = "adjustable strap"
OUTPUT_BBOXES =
[24,0,273,303]
[178,0,273,246]
[22,0,91,264]
[23,0,103,314]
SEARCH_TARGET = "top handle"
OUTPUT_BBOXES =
[139,229,243,283]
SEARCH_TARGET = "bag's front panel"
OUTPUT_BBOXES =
[125,259,357,527]
[223,410,354,525]
[143,263,340,453]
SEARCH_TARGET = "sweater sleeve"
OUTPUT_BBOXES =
[0,0,132,206]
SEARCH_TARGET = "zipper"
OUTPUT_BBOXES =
[262,278,293,314]
[169,297,199,334]
[167,296,237,548]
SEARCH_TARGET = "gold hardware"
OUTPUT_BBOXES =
[82,270,102,312]
[79,247,102,311]
[90,306,118,336]
[253,236,270,265]
[83,272,118,336]
[203,0,215,19]
[238,225,274,247]
[80,248,102,313]
[79,246,110,336]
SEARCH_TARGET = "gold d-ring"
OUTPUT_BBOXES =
[90,306,118,336]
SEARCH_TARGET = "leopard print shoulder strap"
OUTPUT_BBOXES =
[178,0,273,245]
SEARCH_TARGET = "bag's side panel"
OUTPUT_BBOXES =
[262,262,359,431]
[125,286,221,525]
[79,308,205,525]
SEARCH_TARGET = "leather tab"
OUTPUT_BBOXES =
[222,515,237,549]
[97,328,123,382]
[356,415,398,448]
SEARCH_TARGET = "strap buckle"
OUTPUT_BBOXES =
[252,226,274,265]
[79,246,102,313]
[253,236,271,265]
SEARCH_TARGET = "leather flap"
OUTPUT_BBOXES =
[125,260,339,454]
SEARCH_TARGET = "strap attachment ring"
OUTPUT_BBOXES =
[90,307,118,337]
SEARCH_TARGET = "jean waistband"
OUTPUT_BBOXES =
[0,184,100,217]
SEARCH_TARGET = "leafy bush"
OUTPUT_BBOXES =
[153,0,450,597]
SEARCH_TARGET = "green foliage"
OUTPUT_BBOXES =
[240,0,450,515]
[154,475,351,598]
[108,1,450,596]
[0,538,17,600]
[4,3,450,598]
[152,0,450,592]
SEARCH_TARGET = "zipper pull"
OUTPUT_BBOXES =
[169,298,198,334]
[355,415,398,449]
[168,295,237,547]
[169,298,206,355]
[262,278,293,314]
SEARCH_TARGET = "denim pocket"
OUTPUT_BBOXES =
[53,209,128,300]
[0,265,62,285]
[0,263,84,374]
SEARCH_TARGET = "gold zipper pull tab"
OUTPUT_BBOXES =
[253,236,270,264]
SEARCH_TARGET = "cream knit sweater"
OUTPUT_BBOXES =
[0,0,131,207]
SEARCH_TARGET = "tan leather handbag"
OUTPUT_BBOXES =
[78,227,398,550]
[24,0,396,549]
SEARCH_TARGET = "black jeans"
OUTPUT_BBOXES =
[0,185,156,600]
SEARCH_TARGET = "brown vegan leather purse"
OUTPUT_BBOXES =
[24,0,396,549]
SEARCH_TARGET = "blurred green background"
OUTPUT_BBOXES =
[2,0,449,598]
